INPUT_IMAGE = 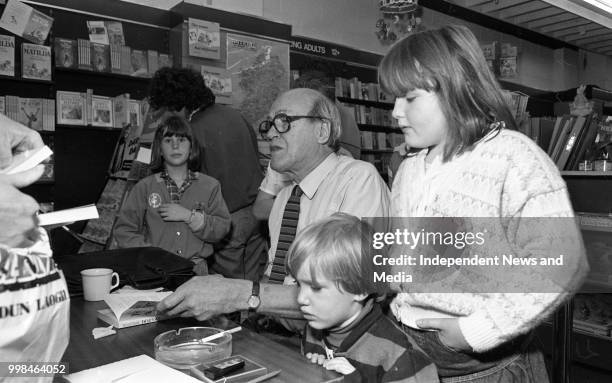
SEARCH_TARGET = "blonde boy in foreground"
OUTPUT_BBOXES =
[287,213,438,383]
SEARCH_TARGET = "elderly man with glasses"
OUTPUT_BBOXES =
[158,88,389,324]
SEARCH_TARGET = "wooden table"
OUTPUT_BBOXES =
[60,299,341,382]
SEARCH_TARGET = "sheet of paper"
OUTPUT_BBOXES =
[135,146,152,164]
[37,204,99,227]
[0,145,52,175]
[64,354,201,383]
[104,291,172,320]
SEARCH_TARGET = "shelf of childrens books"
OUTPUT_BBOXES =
[337,96,394,110]
[362,148,393,154]
[357,123,399,133]
[54,67,152,83]
[562,171,612,177]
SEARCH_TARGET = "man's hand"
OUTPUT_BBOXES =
[0,166,44,247]
[323,357,356,375]
[416,317,471,352]
[157,276,251,321]
[305,353,326,365]
[0,115,44,169]
[158,203,190,222]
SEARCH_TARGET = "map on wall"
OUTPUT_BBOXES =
[226,33,289,126]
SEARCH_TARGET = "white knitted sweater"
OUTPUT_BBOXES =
[390,129,589,352]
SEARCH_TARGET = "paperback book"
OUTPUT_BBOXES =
[0,34,15,76]
[128,99,141,128]
[18,97,43,130]
[56,90,85,125]
[188,18,220,59]
[130,49,148,77]
[200,65,232,104]
[53,37,77,69]
[21,43,51,81]
[0,0,53,45]
[86,20,109,45]
[105,21,125,46]
[77,38,92,70]
[91,42,110,72]
[91,95,114,128]
[96,290,172,328]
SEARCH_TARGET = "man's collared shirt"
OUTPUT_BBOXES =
[264,153,390,281]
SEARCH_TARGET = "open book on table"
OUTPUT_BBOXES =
[97,288,172,328]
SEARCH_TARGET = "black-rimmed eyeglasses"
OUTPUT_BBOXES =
[259,113,329,136]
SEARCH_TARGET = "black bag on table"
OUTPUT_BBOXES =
[55,247,195,297]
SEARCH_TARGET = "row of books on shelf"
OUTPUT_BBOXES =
[516,115,612,171]
[0,33,173,81]
[1,95,55,131]
[56,90,145,129]
[334,76,391,103]
[361,131,404,151]
[55,37,173,77]
[502,90,529,121]
[543,114,610,171]
[0,34,51,80]
[342,102,398,127]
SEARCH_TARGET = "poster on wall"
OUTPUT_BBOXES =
[188,18,220,59]
[225,33,289,126]
[201,64,232,105]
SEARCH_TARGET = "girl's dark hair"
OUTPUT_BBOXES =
[378,25,517,162]
[148,67,215,112]
[150,115,201,172]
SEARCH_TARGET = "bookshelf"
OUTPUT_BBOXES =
[0,0,176,255]
[539,172,612,380]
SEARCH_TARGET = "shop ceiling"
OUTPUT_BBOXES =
[442,0,612,57]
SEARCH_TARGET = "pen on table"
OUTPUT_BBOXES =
[246,370,281,383]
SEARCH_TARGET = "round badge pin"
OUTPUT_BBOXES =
[148,193,162,208]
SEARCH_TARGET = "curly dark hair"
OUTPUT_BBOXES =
[148,67,216,112]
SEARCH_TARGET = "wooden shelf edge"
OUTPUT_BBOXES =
[561,171,612,177]
[54,67,152,82]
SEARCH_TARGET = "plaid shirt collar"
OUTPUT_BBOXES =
[160,170,197,203]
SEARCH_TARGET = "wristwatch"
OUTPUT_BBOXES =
[247,281,261,311]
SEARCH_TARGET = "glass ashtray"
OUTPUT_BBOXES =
[154,327,232,371]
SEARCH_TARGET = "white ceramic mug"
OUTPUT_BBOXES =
[81,268,120,301]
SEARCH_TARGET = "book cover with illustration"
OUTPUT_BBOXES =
[128,99,141,129]
[86,20,108,45]
[200,64,232,105]
[21,42,51,81]
[130,49,148,77]
[18,97,43,130]
[54,37,77,69]
[105,21,125,46]
[91,95,113,128]
[188,18,220,59]
[56,90,85,125]
[22,8,53,45]
[0,0,53,45]
[91,42,110,72]
[0,34,15,76]
[500,56,517,78]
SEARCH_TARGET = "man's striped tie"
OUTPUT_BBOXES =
[269,185,303,284]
